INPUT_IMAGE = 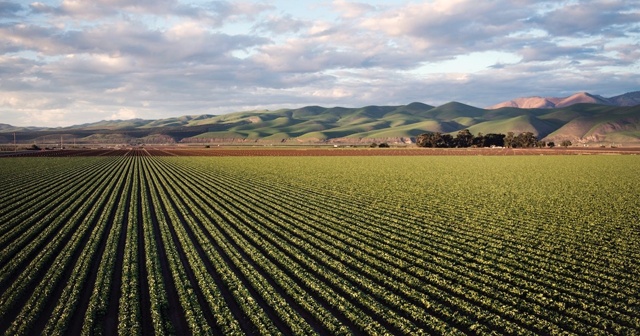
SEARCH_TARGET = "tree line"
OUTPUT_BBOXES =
[416,130,572,148]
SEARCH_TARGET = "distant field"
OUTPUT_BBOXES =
[0,153,639,335]
[1,145,640,157]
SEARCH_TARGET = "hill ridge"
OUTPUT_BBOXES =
[2,95,640,146]
[488,91,640,109]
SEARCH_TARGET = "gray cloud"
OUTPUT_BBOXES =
[517,42,599,62]
[252,14,308,34]
[0,1,23,17]
[529,0,640,37]
[361,0,534,56]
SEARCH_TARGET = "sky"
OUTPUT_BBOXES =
[0,0,639,127]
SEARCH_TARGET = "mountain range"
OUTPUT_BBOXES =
[1,91,639,145]
[487,91,640,109]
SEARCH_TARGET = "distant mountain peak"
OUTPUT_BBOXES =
[489,96,555,109]
[488,90,638,109]
[557,92,610,107]
[610,91,640,106]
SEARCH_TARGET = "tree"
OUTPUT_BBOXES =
[513,132,537,148]
[378,142,390,148]
[547,141,555,148]
[484,133,505,147]
[416,132,454,148]
[416,134,431,147]
[455,129,474,147]
[370,142,378,148]
[560,140,572,148]
[524,132,537,147]
[504,132,515,148]
[440,134,454,148]
[472,132,485,147]
[429,133,444,147]
[416,133,438,147]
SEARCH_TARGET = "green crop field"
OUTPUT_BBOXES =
[0,153,639,335]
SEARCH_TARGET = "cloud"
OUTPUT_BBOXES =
[29,0,273,26]
[35,0,177,18]
[606,42,640,66]
[0,1,24,17]
[0,90,74,127]
[529,0,640,37]
[2,18,269,67]
[361,0,531,54]
[517,41,599,63]
[332,0,377,19]
[358,0,640,64]
[252,14,308,34]
[202,1,273,19]
[110,107,138,120]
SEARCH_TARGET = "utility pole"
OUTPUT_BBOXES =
[61,135,63,149]
[13,132,16,151]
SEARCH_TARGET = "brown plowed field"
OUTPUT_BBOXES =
[3,146,638,157]
[0,147,640,157]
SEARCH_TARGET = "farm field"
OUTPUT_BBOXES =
[2,146,640,158]
[0,151,639,335]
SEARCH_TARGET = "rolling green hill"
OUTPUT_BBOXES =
[2,103,639,145]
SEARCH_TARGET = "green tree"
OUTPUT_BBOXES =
[472,132,485,147]
[440,134,454,148]
[416,132,455,148]
[514,132,537,148]
[561,140,572,148]
[455,129,474,147]
[416,133,439,147]
[416,134,431,147]
[504,132,515,148]
[484,133,505,147]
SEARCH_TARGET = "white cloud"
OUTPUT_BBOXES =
[0,94,20,107]
[23,109,70,127]
[332,0,376,19]
[311,87,353,99]
[110,107,138,120]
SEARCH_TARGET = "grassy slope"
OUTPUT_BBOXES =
[544,105,640,141]
[467,115,560,138]
[3,102,639,143]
